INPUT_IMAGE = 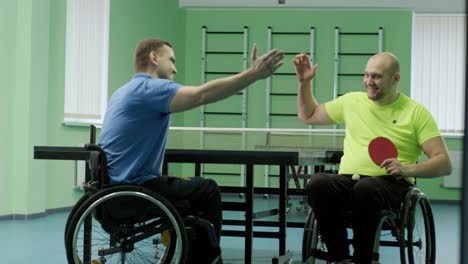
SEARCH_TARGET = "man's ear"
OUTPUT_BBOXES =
[150,51,158,66]
[393,72,400,84]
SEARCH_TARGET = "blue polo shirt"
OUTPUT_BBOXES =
[99,73,181,184]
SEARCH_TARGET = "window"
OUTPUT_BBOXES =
[411,14,466,135]
[63,0,110,125]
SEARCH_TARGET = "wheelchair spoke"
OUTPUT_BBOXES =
[408,197,433,264]
[74,218,170,263]
[66,187,188,264]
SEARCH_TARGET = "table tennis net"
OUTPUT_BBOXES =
[167,127,344,153]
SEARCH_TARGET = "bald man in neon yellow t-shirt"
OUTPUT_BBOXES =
[294,52,452,264]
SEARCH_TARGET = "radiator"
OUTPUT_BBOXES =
[443,150,463,188]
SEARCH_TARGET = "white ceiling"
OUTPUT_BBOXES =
[179,0,466,14]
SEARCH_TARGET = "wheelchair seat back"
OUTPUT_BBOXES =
[83,144,170,228]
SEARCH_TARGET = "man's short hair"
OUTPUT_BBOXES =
[134,38,172,72]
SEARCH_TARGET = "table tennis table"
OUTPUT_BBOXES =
[164,128,345,263]
[34,127,344,264]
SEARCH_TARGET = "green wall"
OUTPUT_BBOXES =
[0,0,16,216]
[0,0,50,216]
[0,4,462,216]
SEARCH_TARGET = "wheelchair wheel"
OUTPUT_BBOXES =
[65,185,188,264]
[407,192,436,264]
[64,192,92,247]
[302,208,329,264]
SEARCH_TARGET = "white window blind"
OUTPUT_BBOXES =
[64,0,109,125]
[411,14,466,134]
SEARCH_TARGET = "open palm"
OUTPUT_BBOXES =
[251,43,284,79]
[293,53,317,82]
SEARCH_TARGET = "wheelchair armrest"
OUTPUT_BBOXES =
[84,144,109,187]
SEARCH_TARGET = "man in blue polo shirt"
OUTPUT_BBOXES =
[99,38,284,263]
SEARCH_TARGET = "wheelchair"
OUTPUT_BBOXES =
[302,185,436,264]
[64,126,218,264]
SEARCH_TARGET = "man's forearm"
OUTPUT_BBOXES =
[406,153,452,178]
[197,68,257,105]
[297,81,318,122]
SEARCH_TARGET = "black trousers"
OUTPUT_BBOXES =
[142,175,223,261]
[306,173,413,264]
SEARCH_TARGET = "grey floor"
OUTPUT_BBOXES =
[0,197,460,264]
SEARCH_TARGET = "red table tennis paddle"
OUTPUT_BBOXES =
[368,137,398,166]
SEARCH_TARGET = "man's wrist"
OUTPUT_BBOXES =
[298,81,312,90]
[244,67,259,81]
[403,164,417,177]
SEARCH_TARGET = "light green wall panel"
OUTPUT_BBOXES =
[27,0,50,214]
[271,75,299,93]
[205,95,244,112]
[339,56,372,73]
[205,54,245,72]
[0,0,17,216]
[339,33,381,53]
[273,33,312,52]
[1,0,51,215]
[271,95,298,115]
[11,0,34,215]
[204,115,244,127]
[206,33,246,51]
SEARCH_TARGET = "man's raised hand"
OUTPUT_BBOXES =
[293,53,318,82]
[251,43,284,80]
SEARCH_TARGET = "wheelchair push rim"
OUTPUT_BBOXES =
[67,188,187,264]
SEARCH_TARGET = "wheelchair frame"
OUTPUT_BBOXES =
[302,185,436,264]
[33,125,220,264]
[62,125,194,264]
[65,185,188,264]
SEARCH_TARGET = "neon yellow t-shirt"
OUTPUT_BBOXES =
[325,92,441,176]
